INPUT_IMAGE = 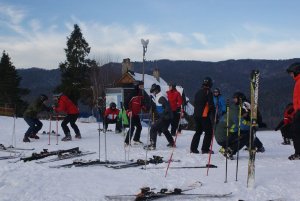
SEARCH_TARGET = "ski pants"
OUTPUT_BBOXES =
[125,115,142,143]
[150,119,174,146]
[24,117,43,137]
[219,131,251,155]
[170,110,181,136]
[104,117,122,132]
[292,110,300,154]
[61,114,80,136]
[240,130,264,149]
[190,117,212,152]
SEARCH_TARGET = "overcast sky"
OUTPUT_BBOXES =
[1,0,300,69]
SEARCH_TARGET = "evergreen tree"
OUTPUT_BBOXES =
[56,24,94,105]
[0,51,29,115]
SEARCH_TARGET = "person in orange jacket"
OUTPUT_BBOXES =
[53,93,81,141]
[167,82,183,136]
[275,103,294,145]
[286,62,300,160]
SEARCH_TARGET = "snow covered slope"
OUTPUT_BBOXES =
[0,116,299,201]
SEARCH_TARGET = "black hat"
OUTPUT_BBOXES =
[40,94,48,102]
[168,82,176,89]
[203,77,213,88]
[110,102,116,108]
[233,91,246,101]
[150,83,161,93]
[287,62,300,76]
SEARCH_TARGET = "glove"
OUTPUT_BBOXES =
[127,111,132,118]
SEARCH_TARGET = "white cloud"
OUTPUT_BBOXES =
[192,32,208,45]
[1,8,300,69]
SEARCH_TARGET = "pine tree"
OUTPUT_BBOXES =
[56,24,94,105]
[0,51,29,115]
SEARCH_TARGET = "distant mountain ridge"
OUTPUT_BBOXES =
[17,58,300,128]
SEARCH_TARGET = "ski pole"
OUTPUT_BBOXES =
[48,115,52,145]
[165,107,183,177]
[206,100,219,176]
[127,114,133,161]
[11,105,16,149]
[98,118,101,161]
[104,123,107,161]
[56,116,59,145]
[225,99,230,183]
[235,98,242,181]
[144,109,153,170]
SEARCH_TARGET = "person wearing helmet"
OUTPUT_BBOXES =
[167,82,183,136]
[53,93,81,141]
[286,62,300,160]
[23,94,52,142]
[124,81,146,145]
[213,88,226,124]
[144,83,175,150]
[104,102,122,133]
[190,77,215,154]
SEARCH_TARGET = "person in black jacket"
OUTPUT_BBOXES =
[190,77,215,154]
[144,83,175,150]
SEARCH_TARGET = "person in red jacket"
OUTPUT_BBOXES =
[275,103,294,145]
[287,62,300,160]
[167,82,183,136]
[53,93,81,141]
[104,102,122,133]
[124,81,146,145]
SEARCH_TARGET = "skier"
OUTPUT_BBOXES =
[144,83,175,150]
[124,81,146,145]
[190,77,215,154]
[53,93,81,141]
[215,93,254,158]
[104,102,122,133]
[275,103,294,145]
[213,88,226,124]
[232,92,265,153]
[23,94,52,142]
[286,62,300,160]
[166,82,183,136]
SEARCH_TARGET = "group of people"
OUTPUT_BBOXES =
[22,62,300,160]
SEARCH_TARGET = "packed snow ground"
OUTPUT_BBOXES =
[0,116,299,201]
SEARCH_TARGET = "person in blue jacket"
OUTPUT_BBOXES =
[213,88,226,124]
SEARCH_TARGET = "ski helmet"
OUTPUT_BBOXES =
[233,91,246,101]
[110,102,116,109]
[40,94,48,102]
[202,77,213,88]
[150,83,161,93]
[287,62,300,76]
[213,88,221,94]
[168,82,176,89]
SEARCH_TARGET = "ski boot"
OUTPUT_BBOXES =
[75,133,82,139]
[201,149,214,154]
[190,149,200,154]
[133,140,143,145]
[167,142,176,148]
[256,146,265,153]
[288,153,300,160]
[143,144,156,150]
[282,138,291,145]
[61,133,72,141]
[222,147,234,160]
[29,133,40,139]
[23,136,30,143]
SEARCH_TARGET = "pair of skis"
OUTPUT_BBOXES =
[105,183,232,201]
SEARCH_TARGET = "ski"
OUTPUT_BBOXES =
[247,70,260,188]
[105,188,232,201]
[49,159,131,168]
[0,144,34,152]
[20,147,80,162]
[0,153,23,160]
[35,151,96,164]
[141,164,217,170]
[106,156,180,169]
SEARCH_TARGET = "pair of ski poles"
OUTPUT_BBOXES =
[48,115,59,146]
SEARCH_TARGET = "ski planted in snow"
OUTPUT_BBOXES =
[49,159,132,168]
[106,155,180,169]
[35,151,96,164]
[247,70,260,188]
[105,187,232,201]
[20,147,80,162]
